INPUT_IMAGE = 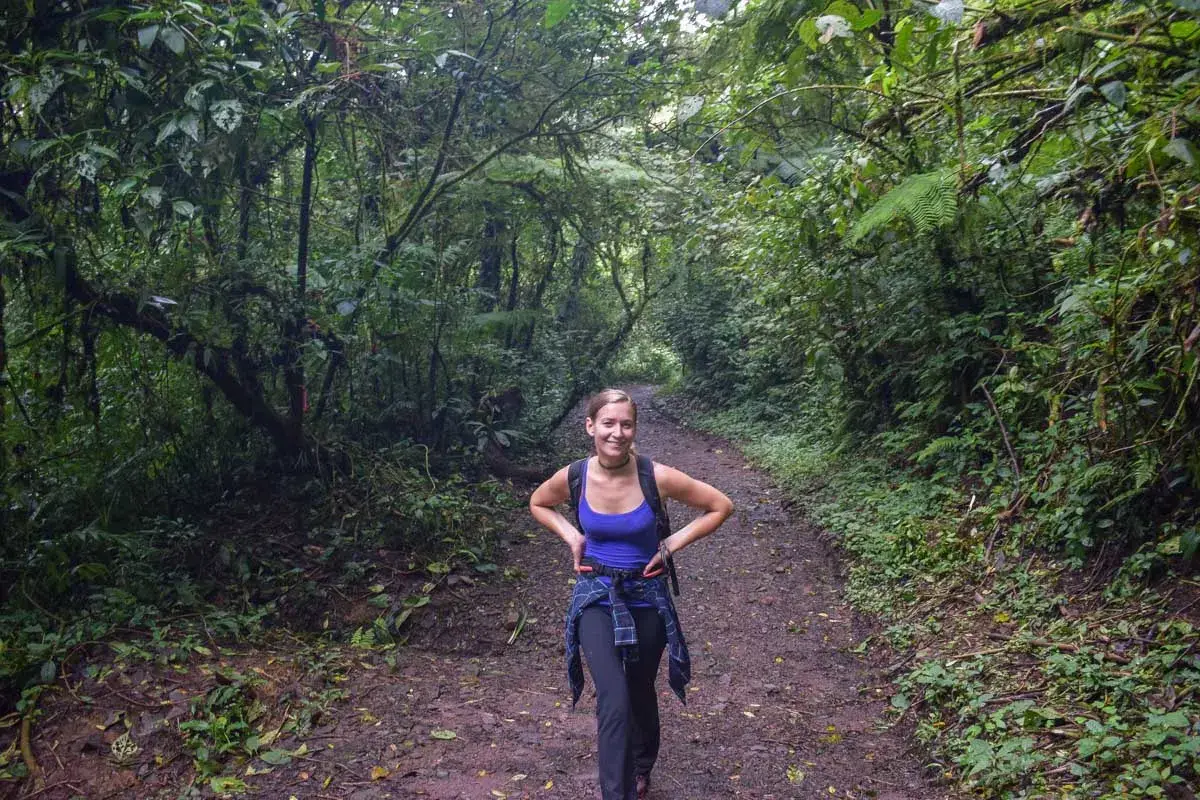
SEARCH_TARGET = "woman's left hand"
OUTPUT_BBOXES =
[642,543,669,578]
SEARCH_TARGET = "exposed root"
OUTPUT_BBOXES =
[19,715,43,791]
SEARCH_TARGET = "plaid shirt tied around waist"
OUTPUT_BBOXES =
[564,569,691,707]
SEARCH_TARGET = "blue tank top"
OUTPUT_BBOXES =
[578,460,658,608]
[578,459,658,567]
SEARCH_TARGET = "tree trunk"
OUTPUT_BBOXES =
[64,257,304,458]
[477,211,504,312]
[54,281,72,410]
[81,306,99,432]
[0,258,7,478]
[546,300,646,434]
[285,112,318,440]
[504,233,520,348]
[522,223,560,352]
[236,143,253,263]
[556,239,591,326]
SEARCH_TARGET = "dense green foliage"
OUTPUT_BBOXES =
[655,0,1200,793]
[663,0,1199,565]
[697,402,1200,798]
[0,1,698,634]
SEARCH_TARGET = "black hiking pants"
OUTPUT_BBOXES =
[579,605,667,800]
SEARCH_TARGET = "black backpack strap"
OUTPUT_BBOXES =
[636,455,680,596]
[567,458,586,529]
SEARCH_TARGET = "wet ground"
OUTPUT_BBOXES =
[8,386,954,799]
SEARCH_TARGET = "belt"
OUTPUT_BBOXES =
[583,553,680,596]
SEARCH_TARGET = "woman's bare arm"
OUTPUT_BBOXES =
[645,464,734,573]
[529,466,591,572]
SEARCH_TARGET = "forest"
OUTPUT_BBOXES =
[1,0,1198,797]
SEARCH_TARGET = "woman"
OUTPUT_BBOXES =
[529,389,734,800]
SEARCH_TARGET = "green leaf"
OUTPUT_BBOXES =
[924,28,950,72]
[209,776,248,795]
[137,25,159,49]
[1099,80,1126,108]
[89,144,120,160]
[544,0,571,28]
[112,177,139,196]
[1169,20,1200,39]
[259,749,292,765]
[794,18,819,49]
[180,113,201,142]
[155,119,179,146]
[160,27,186,55]
[852,9,883,30]
[892,16,914,62]
[1163,137,1197,168]
[429,728,457,740]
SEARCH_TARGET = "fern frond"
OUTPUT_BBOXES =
[350,626,375,650]
[847,170,958,243]
[915,435,965,464]
[1131,448,1160,490]
[1078,461,1117,491]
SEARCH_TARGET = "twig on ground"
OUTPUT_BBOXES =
[19,780,86,800]
[109,689,165,709]
[47,738,65,772]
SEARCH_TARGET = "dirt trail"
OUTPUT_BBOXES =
[11,387,953,800]
[310,386,952,799]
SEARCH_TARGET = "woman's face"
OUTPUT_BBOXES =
[585,401,636,461]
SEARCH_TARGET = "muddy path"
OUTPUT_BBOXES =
[10,387,952,800]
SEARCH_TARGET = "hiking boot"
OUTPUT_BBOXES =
[636,774,651,799]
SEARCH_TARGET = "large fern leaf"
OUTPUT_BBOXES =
[847,170,958,243]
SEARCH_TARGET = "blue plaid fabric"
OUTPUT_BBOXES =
[565,572,691,706]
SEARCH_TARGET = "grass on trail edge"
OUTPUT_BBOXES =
[689,400,1200,800]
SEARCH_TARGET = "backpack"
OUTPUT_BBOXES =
[568,454,680,595]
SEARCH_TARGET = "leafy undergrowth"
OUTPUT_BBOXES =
[0,443,520,792]
[692,399,1200,800]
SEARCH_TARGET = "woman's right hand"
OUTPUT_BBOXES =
[567,530,592,573]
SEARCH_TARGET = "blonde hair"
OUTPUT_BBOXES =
[586,388,637,422]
